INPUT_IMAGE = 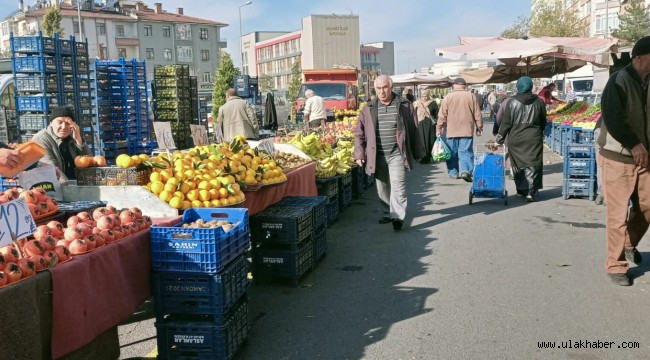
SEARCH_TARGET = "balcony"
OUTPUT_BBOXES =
[218,37,227,48]
[115,37,139,46]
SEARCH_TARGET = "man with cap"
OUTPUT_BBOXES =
[32,106,92,181]
[494,76,547,202]
[598,36,650,286]
[436,77,483,182]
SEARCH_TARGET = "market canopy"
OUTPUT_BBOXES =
[390,73,453,87]
[461,58,587,84]
[435,36,619,67]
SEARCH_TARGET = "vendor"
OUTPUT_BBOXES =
[537,83,565,106]
[32,107,92,180]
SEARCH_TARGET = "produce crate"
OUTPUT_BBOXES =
[0,176,20,191]
[563,157,596,177]
[338,185,353,212]
[316,176,338,199]
[313,226,327,263]
[252,238,313,286]
[250,205,312,244]
[363,173,375,189]
[75,166,151,186]
[18,113,48,131]
[325,197,338,227]
[150,208,250,274]
[15,76,58,92]
[16,96,49,112]
[12,56,56,73]
[275,196,327,234]
[562,178,596,200]
[76,41,88,55]
[153,254,249,319]
[11,34,56,54]
[351,166,365,198]
[155,298,249,360]
[563,143,595,158]
[339,170,352,187]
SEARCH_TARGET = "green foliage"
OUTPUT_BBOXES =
[611,0,650,46]
[287,59,302,121]
[501,15,530,39]
[42,6,64,37]
[259,73,274,94]
[530,0,584,37]
[211,51,240,123]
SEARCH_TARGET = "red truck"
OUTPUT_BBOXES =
[295,67,375,121]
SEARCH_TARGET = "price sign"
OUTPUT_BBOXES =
[190,124,209,146]
[153,122,177,150]
[0,198,37,247]
[257,138,276,155]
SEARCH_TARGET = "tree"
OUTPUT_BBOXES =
[211,51,240,126]
[259,73,274,94]
[287,59,302,121]
[501,15,530,39]
[611,0,650,46]
[42,6,64,37]
[529,0,584,37]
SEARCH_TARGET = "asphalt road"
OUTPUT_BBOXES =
[118,142,650,360]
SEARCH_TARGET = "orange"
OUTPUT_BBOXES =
[150,172,162,183]
[159,190,172,202]
[221,198,230,206]
[198,189,210,202]
[182,200,192,209]
[169,197,182,209]
[211,199,222,207]
[209,179,221,190]
[186,189,199,202]
[173,191,185,200]
[218,188,229,199]
[197,180,210,190]
[202,200,211,208]
[150,181,164,195]
[209,189,219,200]
[115,154,133,168]
[163,182,177,193]
[191,200,202,208]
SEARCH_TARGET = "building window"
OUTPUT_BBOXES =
[144,25,152,36]
[96,23,106,35]
[164,48,172,60]
[118,48,126,58]
[100,45,108,59]
[200,28,208,40]
[73,20,85,35]
[203,72,211,83]
[146,48,154,60]
[163,26,171,38]
[115,25,124,37]
[201,50,209,61]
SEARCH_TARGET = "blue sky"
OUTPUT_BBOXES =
[1,0,531,73]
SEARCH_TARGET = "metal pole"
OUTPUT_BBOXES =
[77,0,83,42]
[239,1,252,74]
[605,0,609,38]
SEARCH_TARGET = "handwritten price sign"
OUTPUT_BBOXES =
[190,124,209,146]
[153,122,177,150]
[0,198,37,247]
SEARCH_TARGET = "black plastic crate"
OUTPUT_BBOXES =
[338,185,353,212]
[155,298,249,360]
[75,166,150,186]
[351,166,365,198]
[339,170,352,187]
[276,196,327,233]
[250,205,312,244]
[325,198,338,227]
[153,254,249,320]
[313,227,327,263]
[252,238,313,286]
[316,177,338,199]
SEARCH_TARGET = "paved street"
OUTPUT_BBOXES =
[119,143,650,360]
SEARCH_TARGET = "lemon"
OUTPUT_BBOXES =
[131,155,142,166]
[150,172,162,183]
[163,182,176,193]
[150,181,164,195]
[169,197,182,209]
[159,190,172,202]
[191,200,202,208]
[116,154,133,168]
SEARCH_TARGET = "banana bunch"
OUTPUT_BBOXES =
[316,154,339,178]
[291,132,324,159]
[334,140,356,167]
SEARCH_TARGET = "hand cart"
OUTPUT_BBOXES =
[469,143,508,205]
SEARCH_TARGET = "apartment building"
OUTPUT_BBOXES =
[361,41,395,75]
[0,0,227,87]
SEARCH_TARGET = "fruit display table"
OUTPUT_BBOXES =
[240,162,318,215]
[0,217,180,360]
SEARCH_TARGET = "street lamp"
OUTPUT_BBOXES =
[239,1,252,73]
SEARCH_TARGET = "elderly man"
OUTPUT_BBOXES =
[436,77,483,182]
[304,89,326,130]
[32,106,92,181]
[216,88,259,142]
[354,75,425,231]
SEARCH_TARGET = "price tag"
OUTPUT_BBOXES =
[0,198,37,247]
[153,122,177,150]
[257,138,276,154]
[190,124,209,146]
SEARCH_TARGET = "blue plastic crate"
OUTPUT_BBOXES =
[316,177,338,199]
[16,96,50,112]
[15,76,58,93]
[18,113,48,131]
[155,299,249,360]
[564,143,595,158]
[563,157,596,177]
[12,56,56,73]
[563,178,596,200]
[150,208,250,274]
[276,196,327,233]
[252,237,314,284]
[574,128,595,144]
[313,226,327,262]
[153,254,249,319]
[58,39,72,55]
[0,176,20,191]
[472,153,505,195]
[250,205,312,244]
[11,35,56,54]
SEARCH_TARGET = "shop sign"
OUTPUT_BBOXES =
[190,124,208,146]
[153,122,177,150]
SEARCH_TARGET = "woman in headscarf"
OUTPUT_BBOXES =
[413,90,438,163]
[495,76,547,202]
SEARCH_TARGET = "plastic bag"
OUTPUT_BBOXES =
[432,137,451,162]
[19,164,63,200]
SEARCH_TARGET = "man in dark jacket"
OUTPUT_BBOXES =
[354,75,425,231]
[495,76,546,202]
[597,36,650,286]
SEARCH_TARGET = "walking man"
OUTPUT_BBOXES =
[304,89,327,130]
[354,75,425,231]
[598,36,650,286]
[436,77,483,182]
[216,88,259,142]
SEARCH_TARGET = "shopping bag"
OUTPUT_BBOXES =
[431,137,451,162]
[19,164,63,200]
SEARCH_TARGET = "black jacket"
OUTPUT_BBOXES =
[496,93,547,168]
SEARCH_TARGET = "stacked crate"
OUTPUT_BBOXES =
[73,41,95,151]
[11,32,94,149]
[92,58,151,163]
[250,204,315,286]
[190,76,199,124]
[276,196,328,264]
[337,170,353,212]
[154,64,192,149]
[150,208,251,360]
[316,177,339,226]
[562,143,596,200]
[351,166,365,199]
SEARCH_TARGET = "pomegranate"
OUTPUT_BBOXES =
[84,235,96,251]
[129,222,139,234]
[68,239,88,255]
[92,227,101,234]
[105,205,118,215]
[53,245,71,262]
[112,227,124,240]
[18,190,38,204]
[0,271,7,287]
[93,233,106,247]
[67,215,82,228]
[4,188,20,200]
[42,250,58,268]
[28,203,41,218]
[30,255,47,271]
[92,207,109,220]
[135,218,146,231]
[121,224,132,236]
[56,239,71,247]
[119,210,136,225]
[130,207,143,219]
[0,253,5,271]
[97,216,113,231]
[0,246,19,263]
[33,225,53,241]
[142,215,153,228]
[46,221,65,237]
[45,198,58,212]
[0,194,9,204]
[37,202,49,214]
[76,222,93,237]
[39,235,56,251]
[63,227,84,242]
[100,229,115,243]
[4,263,22,283]
[32,187,49,202]
[17,258,35,277]
[77,211,93,223]
[23,240,45,257]
[108,214,121,228]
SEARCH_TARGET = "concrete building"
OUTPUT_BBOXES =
[0,0,227,84]
[361,41,394,74]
